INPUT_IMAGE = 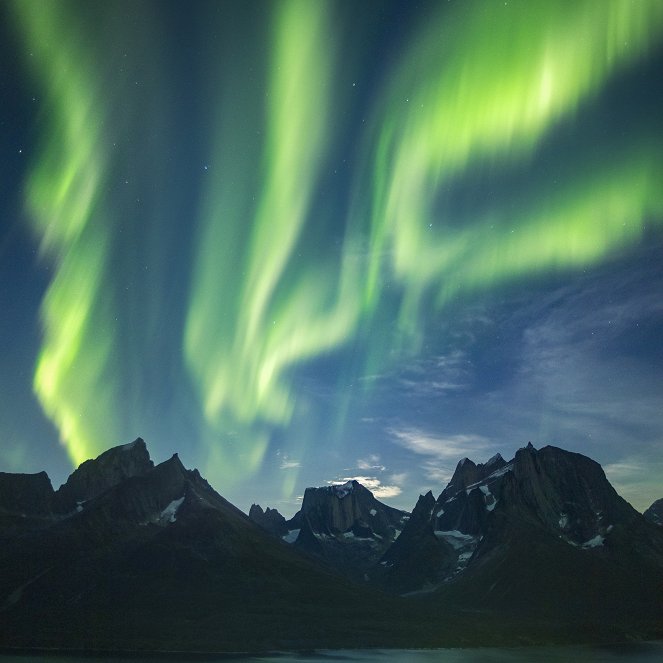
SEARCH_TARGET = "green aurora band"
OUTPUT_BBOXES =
[355,0,663,348]
[12,0,663,487]
[12,0,122,465]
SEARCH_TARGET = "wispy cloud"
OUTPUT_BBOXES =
[357,453,386,471]
[276,451,301,470]
[388,426,491,460]
[387,426,493,490]
[603,454,663,512]
[420,461,454,485]
[389,472,408,484]
[397,350,472,396]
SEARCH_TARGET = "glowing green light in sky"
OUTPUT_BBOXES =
[12,0,119,465]
[356,0,663,346]
[185,0,361,480]
[11,0,663,489]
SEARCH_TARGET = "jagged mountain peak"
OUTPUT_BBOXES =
[411,490,435,519]
[2,437,663,648]
[249,503,288,537]
[485,452,504,466]
[299,479,404,530]
[443,450,509,500]
[379,442,659,596]
[55,437,154,512]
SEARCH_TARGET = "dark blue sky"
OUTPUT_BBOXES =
[1,0,662,516]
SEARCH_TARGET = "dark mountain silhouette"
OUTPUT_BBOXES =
[376,443,663,639]
[1,438,662,652]
[0,440,411,652]
[248,503,288,537]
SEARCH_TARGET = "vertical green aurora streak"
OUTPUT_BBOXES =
[185,0,362,481]
[12,0,121,465]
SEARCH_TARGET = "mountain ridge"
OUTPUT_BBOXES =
[1,437,662,651]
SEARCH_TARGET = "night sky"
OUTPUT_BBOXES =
[1,0,662,516]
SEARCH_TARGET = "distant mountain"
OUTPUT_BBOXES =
[248,503,289,537]
[644,498,663,525]
[378,442,663,637]
[252,479,409,580]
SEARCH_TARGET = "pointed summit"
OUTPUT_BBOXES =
[485,453,504,467]
[249,503,288,537]
[446,457,480,494]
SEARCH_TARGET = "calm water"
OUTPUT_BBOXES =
[3,644,663,663]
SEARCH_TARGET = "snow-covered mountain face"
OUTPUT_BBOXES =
[376,442,656,593]
[436,442,635,548]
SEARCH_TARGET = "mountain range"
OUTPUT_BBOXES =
[1,438,662,653]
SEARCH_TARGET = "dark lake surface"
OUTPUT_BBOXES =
[3,643,663,663]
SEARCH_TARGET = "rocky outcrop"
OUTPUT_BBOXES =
[54,437,154,512]
[644,498,663,526]
[299,480,405,539]
[265,479,410,580]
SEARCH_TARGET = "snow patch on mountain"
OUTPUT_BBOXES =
[485,463,513,480]
[582,534,605,549]
[159,496,184,524]
[282,528,300,544]
[434,529,477,549]
[330,481,354,499]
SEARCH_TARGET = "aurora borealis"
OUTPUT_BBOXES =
[1,0,662,514]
